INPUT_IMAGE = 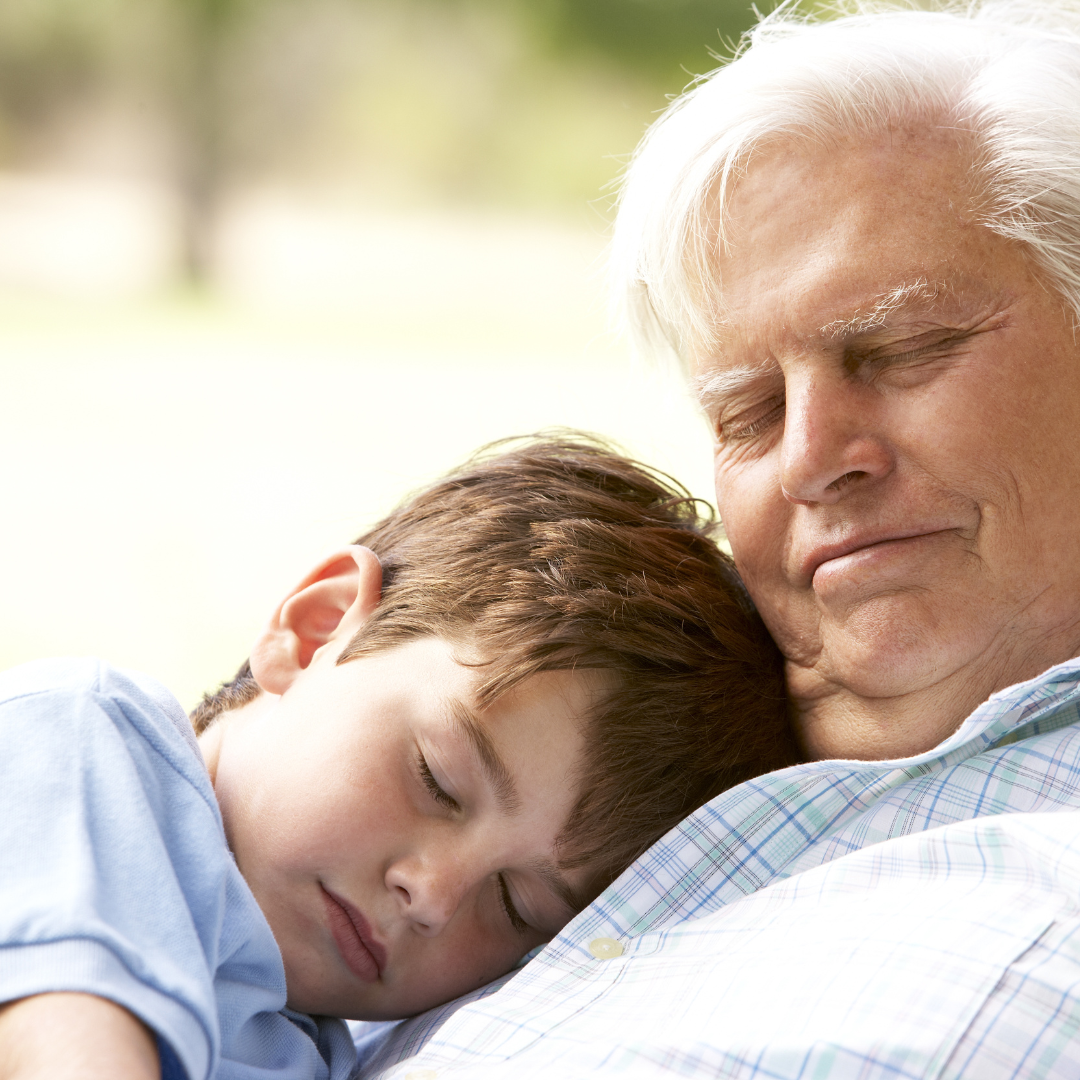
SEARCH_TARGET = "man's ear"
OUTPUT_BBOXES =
[249,545,383,696]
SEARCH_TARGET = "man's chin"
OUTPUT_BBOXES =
[811,593,976,700]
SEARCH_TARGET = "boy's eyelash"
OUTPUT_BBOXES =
[498,873,529,934]
[417,753,460,812]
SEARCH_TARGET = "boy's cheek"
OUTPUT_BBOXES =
[278,894,534,1020]
[376,925,532,1018]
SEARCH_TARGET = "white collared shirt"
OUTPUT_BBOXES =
[354,659,1080,1078]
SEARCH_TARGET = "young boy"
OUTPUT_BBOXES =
[0,436,794,1080]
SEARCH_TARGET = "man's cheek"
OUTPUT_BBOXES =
[719,490,787,582]
[754,589,824,668]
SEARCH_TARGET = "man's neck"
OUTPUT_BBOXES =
[788,630,1080,761]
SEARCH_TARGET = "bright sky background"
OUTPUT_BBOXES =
[0,183,714,709]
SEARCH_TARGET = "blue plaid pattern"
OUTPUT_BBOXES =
[352,659,1080,1078]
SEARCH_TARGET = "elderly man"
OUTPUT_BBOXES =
[354,2,1080,1077]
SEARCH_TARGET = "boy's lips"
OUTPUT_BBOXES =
[321,886,386,983]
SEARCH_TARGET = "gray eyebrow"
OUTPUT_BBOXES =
[818,278,947,339]
[691,362,780,414]
[448,699,522,816]
[692,280,954,416]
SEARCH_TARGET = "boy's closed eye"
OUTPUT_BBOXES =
[414,729,570,937]
[497,874,529,934]
[417,752,460,813]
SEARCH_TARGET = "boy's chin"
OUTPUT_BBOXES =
[289,985,471,1022]
[285,961,526,1021]
[286,989,438,1023]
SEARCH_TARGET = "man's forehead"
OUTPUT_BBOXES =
[690,128,995,354]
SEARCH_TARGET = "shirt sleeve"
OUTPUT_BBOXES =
[0,671,228,1080]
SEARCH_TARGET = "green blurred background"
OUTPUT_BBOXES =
[0,0,764,707]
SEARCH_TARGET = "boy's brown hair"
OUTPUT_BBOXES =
[193,435,796,902]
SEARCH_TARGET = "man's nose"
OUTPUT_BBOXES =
[385,854,470,937]
[778,368,892,505]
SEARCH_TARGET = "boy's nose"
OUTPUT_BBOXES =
[385,857,468,936]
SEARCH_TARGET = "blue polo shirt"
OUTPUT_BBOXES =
[0,658,356,1080]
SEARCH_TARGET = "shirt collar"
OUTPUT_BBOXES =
[546,655,1080,963]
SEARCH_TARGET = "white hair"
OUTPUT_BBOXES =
[611,0,1080,363]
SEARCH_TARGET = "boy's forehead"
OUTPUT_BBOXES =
[470,666,607,759]
[456,662,602,765]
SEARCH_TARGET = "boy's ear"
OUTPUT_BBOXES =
[249,545,383,696]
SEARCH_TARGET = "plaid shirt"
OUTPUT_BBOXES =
[352,659,1080,1079]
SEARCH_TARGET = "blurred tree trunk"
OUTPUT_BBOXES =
[174,0,240,284]
[163,0,751,286]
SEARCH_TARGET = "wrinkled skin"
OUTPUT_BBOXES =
[693,128,1080,759]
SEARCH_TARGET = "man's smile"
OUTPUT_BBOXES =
[799,527,962,593]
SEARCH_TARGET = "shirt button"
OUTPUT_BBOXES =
[588,936,624,959]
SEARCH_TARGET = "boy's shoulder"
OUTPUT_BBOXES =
[0,655,202,762]
[0,660,355,1079]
